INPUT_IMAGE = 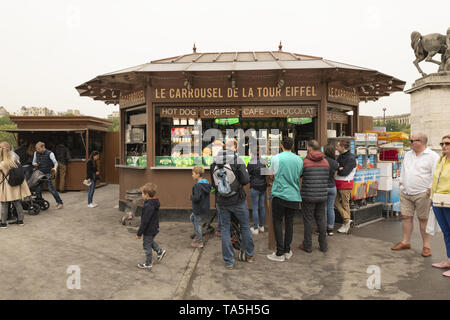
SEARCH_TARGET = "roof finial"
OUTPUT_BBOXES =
[279,41,283,51]
[193,43,197,53]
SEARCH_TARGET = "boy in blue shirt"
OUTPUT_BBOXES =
[190,166,212,248]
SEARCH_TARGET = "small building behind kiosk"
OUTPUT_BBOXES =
[76,48,405,213]
[7,116,119,190]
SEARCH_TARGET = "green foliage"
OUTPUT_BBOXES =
[108,117,120,132]
[373,120,410,133]
[0,116,17,148]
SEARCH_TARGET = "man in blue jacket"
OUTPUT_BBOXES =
[33,141,63,209]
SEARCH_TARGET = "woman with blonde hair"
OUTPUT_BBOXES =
[431,134,450,277]
[0,147,31,228]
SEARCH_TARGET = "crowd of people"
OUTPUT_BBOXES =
[0,140,102,229]
[135,133,450,278]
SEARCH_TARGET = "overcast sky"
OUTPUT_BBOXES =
[1,0,449,118]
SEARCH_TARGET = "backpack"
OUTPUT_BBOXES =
[212,160,241,198]
[2,163,25,187]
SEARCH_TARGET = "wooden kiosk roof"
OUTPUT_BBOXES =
[9,116,113,132]
[75,49,405,105]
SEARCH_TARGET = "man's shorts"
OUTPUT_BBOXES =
[399,191,431,220]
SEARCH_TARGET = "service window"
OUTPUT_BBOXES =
[124,106,147,167]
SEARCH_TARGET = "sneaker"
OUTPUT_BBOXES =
[267,252,285,262]
[258,226,265,233]
[225,264,234,270]
[56,204,63,210]
[337,220,352,233]
[246,256,255,263]
[215,230,221,237]
[191,241,204,248]
[0,223,7,229]
[17,221,24,226]
[87,203,98,208]
[327,229,334,236]
[157,249,166,262]
[284,250,293,260]
[137,263,152,269]
[314,229,319,235]
[251,227,259,235]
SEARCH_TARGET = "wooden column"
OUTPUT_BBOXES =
[318,82,328,146]
[353,106,360,134]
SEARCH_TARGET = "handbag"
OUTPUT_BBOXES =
[432,158,450,208]
[82,179,91,186]
[432,193,450,208]
[426,207,442,235]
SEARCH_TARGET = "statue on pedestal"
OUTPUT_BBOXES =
[411,28,450,77]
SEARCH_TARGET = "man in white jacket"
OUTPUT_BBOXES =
[392,133,439,257]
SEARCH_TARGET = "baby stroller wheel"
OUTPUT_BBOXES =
[39,200,50,211]
[28,204,41,215]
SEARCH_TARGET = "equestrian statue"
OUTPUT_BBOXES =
[411,27,450,77]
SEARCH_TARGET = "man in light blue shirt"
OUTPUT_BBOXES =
[267,136,303,262]
[33,141,63,209]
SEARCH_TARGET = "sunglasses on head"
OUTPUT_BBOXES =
[440,142,450,147]
[410,139,421,143]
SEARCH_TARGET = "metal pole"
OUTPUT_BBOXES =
[383,107,387,126]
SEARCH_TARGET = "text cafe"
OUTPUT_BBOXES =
[76,49,405,211]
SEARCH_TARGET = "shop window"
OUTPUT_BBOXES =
[124,106,147,167]
[18,131,86,160]
[154,107,317,167]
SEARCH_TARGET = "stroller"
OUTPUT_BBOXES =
[23,169,51,212]
[7,169,50,222]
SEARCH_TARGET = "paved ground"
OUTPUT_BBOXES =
[1,184,449,300]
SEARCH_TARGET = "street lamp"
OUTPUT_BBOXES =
[382,107,387,126]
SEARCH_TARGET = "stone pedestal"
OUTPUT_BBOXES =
[405,72,450,152]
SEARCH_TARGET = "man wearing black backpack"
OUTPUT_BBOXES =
[210,138,254,270]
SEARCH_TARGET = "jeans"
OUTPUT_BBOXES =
[35,173,63,205]
[433,206,450,258]
[88,179,96,204]
[325,187,337,229]
[250,188,266,229]
[218,201,254,266]
[216,206,222,232]
[272,197,297,256]
[23,165,32,182]
[302,201,327,251]
[190,212,203,242]
[143,234,161,265]
[1,200,24,224]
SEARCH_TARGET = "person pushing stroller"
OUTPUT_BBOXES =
[32,142,64,210]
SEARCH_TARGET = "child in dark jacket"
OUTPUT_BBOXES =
[136,183,166,269]
[190,166,212,248]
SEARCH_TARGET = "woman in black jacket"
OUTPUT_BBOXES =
[86,151,100,208]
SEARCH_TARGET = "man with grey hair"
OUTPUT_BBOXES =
[392,133,439,257]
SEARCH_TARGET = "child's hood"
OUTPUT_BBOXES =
[144,198,160,209]
[196,179,212,193]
